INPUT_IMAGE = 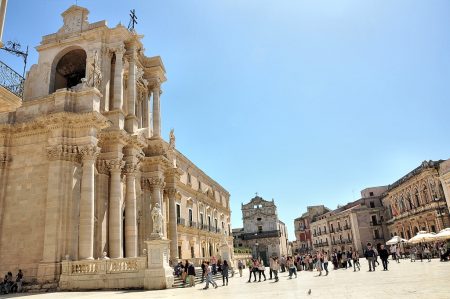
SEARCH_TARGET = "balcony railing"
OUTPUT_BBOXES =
[241,230,281,240]
[0,61,24,98]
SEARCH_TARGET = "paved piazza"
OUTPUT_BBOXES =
[4,259,450,299]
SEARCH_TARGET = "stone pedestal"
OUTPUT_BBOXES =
[143,238,173,290]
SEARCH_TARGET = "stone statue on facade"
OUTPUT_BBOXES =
[151,203,163,237]
[87,50,102,89]
[169,129,175,150]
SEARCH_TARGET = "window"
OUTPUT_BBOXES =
[200,213,204,227]
[371,215,377,225]
[178,246,182,258]
[369,191,374,197]
[215,218,218,231]
[257,217,262,221]
[176,204,181,224]
[191,246,195,258]
[198,180,201,190]
[188,209,193,227]
[431,225,436,233]
[374,229,380,239]
[369,201,375,208]
[258,225,263,233]
[208,216,211,230]
[187,173,191,184]
[330,224,334,232]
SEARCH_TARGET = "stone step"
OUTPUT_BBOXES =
[172,269,235,288]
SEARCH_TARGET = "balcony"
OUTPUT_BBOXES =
[241,230,281,240]
[370,221,380,226]
[0,60,23,112]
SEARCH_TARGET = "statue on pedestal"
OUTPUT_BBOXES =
[151,203,163,237]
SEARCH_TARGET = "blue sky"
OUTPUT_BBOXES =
[3,0,450,237]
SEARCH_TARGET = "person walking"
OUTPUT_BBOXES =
[347,250,353,268]
[237,260,244,277]
[247,259,258,282]
[287,256,297,278]
[323,251,329,276]
[187,261,196,287]
[316,251,323,276]
[411,246,417,262]
[269,256,274,280]
[258,259,266,282]
[271,256,280,282]
[352,251,360,271]
[365,243,376,272]
[280,255,286,272]
[379,245,389,271]
[423,245,431,262]
[390,244,397,262]
[222,260,229,286]
[203,261,218,289]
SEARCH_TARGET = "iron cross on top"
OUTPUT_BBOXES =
[128,9,138,31]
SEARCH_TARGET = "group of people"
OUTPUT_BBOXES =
[0,270,23,294]
[172,258,231,289]
[244,257,281,282]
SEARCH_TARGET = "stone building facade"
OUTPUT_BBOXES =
[310,186,388,255]
[293,205,329,254]
[382,160,450,239]
[233,195,288,264]
[0,5,231,288]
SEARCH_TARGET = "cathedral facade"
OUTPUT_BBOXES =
[0,5,231,288]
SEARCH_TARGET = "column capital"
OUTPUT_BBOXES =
[46,144,80,162]
[149,177,165,190]
[96,159,110,175]
[124,161,139,175]
[114,43,126,56]
[79,145,100,161]
[165,187,177,199]
[107,159,125,173]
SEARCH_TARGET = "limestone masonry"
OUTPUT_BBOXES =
[0,5,232,290]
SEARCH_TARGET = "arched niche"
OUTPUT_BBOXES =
[50,47,87,93]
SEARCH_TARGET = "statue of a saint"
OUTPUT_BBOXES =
[169,129,175,150]
[151,203,163,236]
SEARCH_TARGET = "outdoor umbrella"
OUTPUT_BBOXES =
[386,236,408,245]
[433,228,450,241]
[408,231,436,244]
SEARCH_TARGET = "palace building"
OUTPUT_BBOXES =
[0,5,231,289]
[382,160,450,239]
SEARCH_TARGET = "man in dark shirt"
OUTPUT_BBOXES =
[379,245,389,271]
[364,243,376,272]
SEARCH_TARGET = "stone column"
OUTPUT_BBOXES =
[125,42,138,133]
[113,45,125,110]
[124,162,138,257]
[78,145,100,260]
[152,84,161,138]
[96,160,110,258]
[0,0,8,48]
[101,47,112,111]
[167,188,178,260]
[108,159,125,258]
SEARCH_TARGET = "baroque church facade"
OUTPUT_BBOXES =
[0,5,231,288]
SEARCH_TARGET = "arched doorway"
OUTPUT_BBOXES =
[52,49,87,92]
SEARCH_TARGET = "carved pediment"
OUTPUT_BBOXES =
[58,5,89,35]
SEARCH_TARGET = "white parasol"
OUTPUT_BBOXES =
[386,236,408,245]
[408,231,436,244]
[433,228,450,241]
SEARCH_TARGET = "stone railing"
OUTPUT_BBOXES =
[62,257,147,276]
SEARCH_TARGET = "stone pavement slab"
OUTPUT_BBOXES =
[3,258,450,299]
